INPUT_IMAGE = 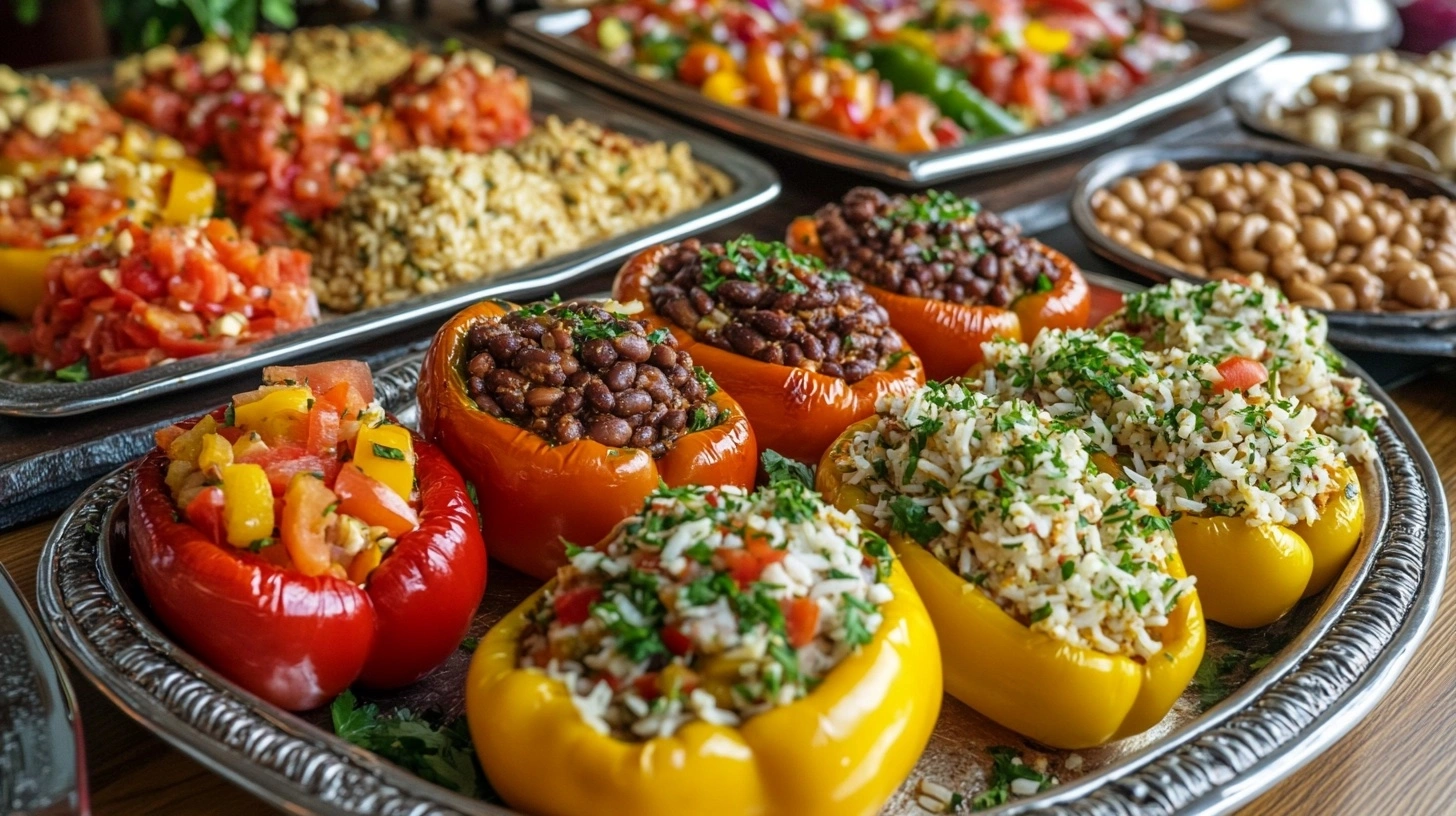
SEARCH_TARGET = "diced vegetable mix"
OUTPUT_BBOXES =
[155,360,417,582]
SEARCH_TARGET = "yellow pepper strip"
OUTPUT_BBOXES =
[221,463,274,548]
[0,245,66,318]
[466,560,942,816]
[160,166,217,225]
[232,386,313,442]
[817,418,1204,750]
[353,423,415,503]
[1173,462,1364,628]
[701,70,751,107]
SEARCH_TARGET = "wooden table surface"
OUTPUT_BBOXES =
[4,17,1456,816]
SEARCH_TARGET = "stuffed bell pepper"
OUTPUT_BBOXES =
[129,360,487,710]
[0,154,215,318]
[976,326,1364,629]
[466,475,941,816]
[818,381,1204,749]
[613,237,926,463]
[418,298,757,581]
[788,188,1090,380]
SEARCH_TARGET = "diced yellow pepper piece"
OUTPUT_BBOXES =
[165,459,196,495]
[198,433,234,472]
[166,415,219,464]
[1024,21,1073,55]
[892,27,937,55]
[353,422,415,503]
[161,165,217,225]
[0,245,69,319]
[221,463,274,548]
[233,386,313,441]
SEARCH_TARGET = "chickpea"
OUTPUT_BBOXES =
[1357,234,1391,269]
[1438,277,1456,301]
[1258,221,1299,255]
[1109,225,1135,245]
[1244,166,1269,197]
[1186,197,1217,226]
[1211,186,1248,213]
[1094,191,1130,223]
[1304,263,1330,285]
[1262,198,1299,226]
[1205,242,1229,270]
[1300,216,1339,258]
[1331,264,1385,309]
[1325,281,1359,310]
[1335,189,1366,216]
[1119,213,1145,233]
[1147,161,1181,186]
[1229,213,1271,250]
[1391,244,1414,263]
[1113,177,1149,214]
[1292,179,1324,212]
[1286,279,1336,309]
[1145,219,1182,250]
[1311,165,1340,194]
[1186,263,1209,278]
[1127,239,1155,259]
[1153,250,1186,270]
[1153,184,1180,216]
[1213,211,1243,241]
[1210,267,1246,282]
[1427,249,1456,277]
[1173,233,1203,264]
[1337,168,1375,198]
[1321,196,1351,232]
[1344,214,1378,244]
[1168,203,1205,232]
[1335,244,1360,263]
[1195,166,1229,198]
[1396,274,1441,308]
[1232,248,1271,274]
[1270,251,1307,281]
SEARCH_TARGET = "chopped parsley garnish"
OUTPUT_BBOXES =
[761,449,815,490]
[331,690,493,799]
[54,358,90,382]
[372,443,407,461]
[971,747,1055,810]
[889,496,943,545]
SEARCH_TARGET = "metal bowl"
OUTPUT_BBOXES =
[34,348,1448,816]
[1069,141,1456,340]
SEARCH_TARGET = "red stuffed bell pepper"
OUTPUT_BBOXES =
[418,298,758,581]
[129,360,487,710]
[613,237,926,464]
[788,188,1090,380]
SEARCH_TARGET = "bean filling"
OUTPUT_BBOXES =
[649,236,905,384]
[463,302,721,455]
[811,187,1060,307]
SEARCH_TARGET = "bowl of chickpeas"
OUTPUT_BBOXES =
[1071,142,1456,332]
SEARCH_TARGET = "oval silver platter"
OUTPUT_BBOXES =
[506,9,1287,186]
[36,344,1448,816]
[0,29,780,419]
[1068,140,1456,354]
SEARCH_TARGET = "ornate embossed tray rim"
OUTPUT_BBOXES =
[36,350,1448,815]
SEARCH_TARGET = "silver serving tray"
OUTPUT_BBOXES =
[0,38,780,419]
[506,9,1288,185]
[36,346,1448,815]
[1068,140,1456,350]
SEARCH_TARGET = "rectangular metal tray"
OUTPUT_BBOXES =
[0,33,780,418]
[506,8,1288,185]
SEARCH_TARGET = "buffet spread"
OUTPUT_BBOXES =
[2,6,1452,816]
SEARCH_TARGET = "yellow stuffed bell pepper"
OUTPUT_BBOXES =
[818,418,1205,750]
[1172,462,1364,629]
[465,525,942,816]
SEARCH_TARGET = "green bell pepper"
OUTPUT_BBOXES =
[868,43,1025,139]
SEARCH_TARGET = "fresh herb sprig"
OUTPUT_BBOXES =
[331,690,495,800]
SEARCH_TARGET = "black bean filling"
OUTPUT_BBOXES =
[813,187,1061,307]
[463,303,720,455]
[649,237,905,384]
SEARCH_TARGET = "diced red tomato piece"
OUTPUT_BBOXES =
[722,536,786,588]
[306,403,341,455]
[1213,356,1269,393]
[661,625,693,656]
[632,673,662,700]
[552,585,602,626]
[236,444,339,496]
[280,473,337,578]
[783,597,820,649]
[264,360,376,404]
[333,464,418,537]
[184,486,227,545]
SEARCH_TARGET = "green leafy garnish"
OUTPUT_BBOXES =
[372,443,406,461]
[331,690,494,800]
[889,496,943,545]
[761,450,815,490]
[54,358,90,383]
[971,746,1055,810]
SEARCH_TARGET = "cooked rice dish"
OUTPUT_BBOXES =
[1101,276,1384,464]
[311,116,732,312]
[518,480,895,740]
[977,329,1350,527]
[835,382,1192,658]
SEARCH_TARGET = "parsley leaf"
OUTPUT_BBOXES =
[761,449,814,490]
[54,358,90,382]
[889,496,943,545]
[330,690,494,800]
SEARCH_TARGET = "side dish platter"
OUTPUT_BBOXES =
[36,187,1446,815]
[507,9,1286,185]
[1069,141,1456,351]
[0,31,779,418]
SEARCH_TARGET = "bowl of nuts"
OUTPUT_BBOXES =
[1071,141,1456,334]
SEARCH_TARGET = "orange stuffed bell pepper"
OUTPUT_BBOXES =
[613,237,925,464]
[788,188,1090,380]
[0,155,215,317]
[418,298,758,581]
[466,475,941,816]
[817,383,1205,750]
